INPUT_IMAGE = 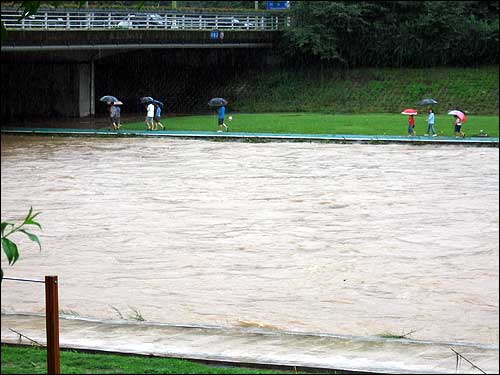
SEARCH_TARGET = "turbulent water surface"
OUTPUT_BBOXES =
[1,135,498,345]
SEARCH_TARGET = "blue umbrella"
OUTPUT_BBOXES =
[152,99,164,107]
[140,96,154,104]
[208,97,228,107]
[100,95,120,104]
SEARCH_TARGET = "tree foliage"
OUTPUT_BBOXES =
[283,1,499,68]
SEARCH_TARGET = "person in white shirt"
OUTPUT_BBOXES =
[145,102,155,130]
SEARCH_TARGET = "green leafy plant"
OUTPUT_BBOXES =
[1,207,42,282]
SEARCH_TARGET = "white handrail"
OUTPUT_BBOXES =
[1,8,286,31]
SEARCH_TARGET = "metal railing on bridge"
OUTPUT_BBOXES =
[1,8,287,31]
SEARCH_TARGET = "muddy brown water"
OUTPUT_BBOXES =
[1,134,498,346]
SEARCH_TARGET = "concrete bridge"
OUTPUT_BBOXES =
[1,7,285,119]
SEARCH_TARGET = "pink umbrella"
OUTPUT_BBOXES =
[448,110,467,123]
[401,109,418,115]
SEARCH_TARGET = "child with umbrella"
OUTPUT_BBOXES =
[448,110,466,138]
[401,109,418,136]
[453,115,464,138]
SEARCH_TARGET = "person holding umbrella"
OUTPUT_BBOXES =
[425,108,437,136]
[408,114,416,136]
[401,109,417,136]
[109,101,121,130]
[448,110,466,138]
[208,98,228,132]
[217,104,228,132]
[453,115,464,138]
[100,96,122,130]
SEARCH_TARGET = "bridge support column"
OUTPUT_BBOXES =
[78,60,95,117]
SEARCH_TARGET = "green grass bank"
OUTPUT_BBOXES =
[224,66,499,115]
[122,113,499,138]
[1,345,316,374]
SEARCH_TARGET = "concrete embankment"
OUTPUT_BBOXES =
[1,127,498,146]
[1,314,498,374]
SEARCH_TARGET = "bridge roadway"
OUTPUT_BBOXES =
[1,313,498,374]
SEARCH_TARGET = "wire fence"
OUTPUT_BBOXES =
[3,276,45,284]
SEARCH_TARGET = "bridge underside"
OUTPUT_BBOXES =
[1,30,279,119]
[1,30,281,120]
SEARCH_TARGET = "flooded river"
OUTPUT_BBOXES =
[1,135,498,346]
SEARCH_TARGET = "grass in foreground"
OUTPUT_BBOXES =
[120,113,499,138]
[1,345,313,374]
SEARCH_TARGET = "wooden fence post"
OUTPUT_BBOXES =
[45,276,60,374]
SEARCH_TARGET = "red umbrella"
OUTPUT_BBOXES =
[448,110,467,123]
[401,109,418,115]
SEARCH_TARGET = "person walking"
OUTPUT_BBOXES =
[453,115,465,138]
[217,105,228,132]
[110,102,121,130]
[145,101,155,130]
[153,104,164,130]
[425,108,437,136]
[407,114,416,136]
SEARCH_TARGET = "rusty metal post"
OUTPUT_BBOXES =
[45,276,60,374]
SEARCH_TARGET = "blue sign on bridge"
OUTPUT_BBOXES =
[266,1,290,10]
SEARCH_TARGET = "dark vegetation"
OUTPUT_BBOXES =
[282,1,499,68]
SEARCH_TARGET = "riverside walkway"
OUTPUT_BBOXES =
[1,127,498,146]
[1,313,498,374]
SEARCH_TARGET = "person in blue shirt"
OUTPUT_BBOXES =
[425,108,437,136]
[217,105,228,132]
[153,105,164,130]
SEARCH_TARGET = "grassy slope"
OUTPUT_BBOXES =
[121,113,499,137]
[1,345,305,374]
[228,67,499,115]
[119,67,498,136]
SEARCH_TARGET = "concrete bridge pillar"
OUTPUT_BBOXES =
[78,60,95,117]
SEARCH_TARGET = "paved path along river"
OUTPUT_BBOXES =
[1,135,498,348]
